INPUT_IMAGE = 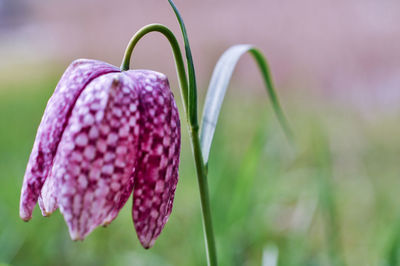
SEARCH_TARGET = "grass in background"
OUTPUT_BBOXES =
[1,66,400,265]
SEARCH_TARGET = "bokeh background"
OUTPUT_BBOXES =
[1,0,400,265]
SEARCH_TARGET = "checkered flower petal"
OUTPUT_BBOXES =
[127,70,181,249]
[20,59,118,221]
[45,73,140,240]
[19,60,181,248]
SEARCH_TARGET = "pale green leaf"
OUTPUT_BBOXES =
[200,44,293,163]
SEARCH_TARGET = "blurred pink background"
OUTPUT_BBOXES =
[1,0,399,115]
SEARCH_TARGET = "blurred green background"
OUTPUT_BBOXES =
[1,0,400,265]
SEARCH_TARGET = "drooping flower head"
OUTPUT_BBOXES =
[19,59,181,249]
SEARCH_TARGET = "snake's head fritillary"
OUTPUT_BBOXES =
[19,59,181,249]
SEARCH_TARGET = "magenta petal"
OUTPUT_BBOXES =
[19,59,118,221]
[128,70,181,249]
[51,73,139,240]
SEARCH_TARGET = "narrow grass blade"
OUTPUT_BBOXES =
[312,129,346,266]
[226,116,269,224]
[384,219,400,266]
[167,0,198,127]
[200,44,293,164]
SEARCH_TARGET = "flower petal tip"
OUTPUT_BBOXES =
[140,238,156,250]
[70,230,85,241]
[42,211,52,217]
[20,215,31,222]
[101,211,119,227]
[38,196,56,217]
[19,207,32,222]
[101,221,111,228]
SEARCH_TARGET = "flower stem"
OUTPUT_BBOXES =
[190,126,218,266]
[165,1,218,263]
[120,24,189,116]
[121,23,218,265]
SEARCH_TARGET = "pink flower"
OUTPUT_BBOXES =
[19,59,181,249]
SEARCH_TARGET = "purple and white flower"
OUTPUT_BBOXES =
[19,59,181,249]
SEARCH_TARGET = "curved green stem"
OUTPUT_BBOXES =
[120,23,189,116]
[121,23,218,266]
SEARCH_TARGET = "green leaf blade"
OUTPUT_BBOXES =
[167,0,198,128]
[200,44,293,164]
